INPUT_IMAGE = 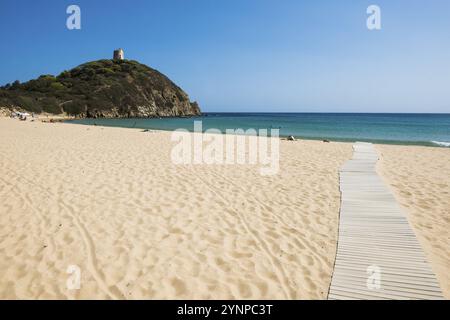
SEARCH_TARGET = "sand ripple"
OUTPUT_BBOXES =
[0,118,351,299]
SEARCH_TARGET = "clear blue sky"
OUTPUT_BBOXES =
[1,0,449,112]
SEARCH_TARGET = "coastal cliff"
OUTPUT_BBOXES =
[0,59,201,118]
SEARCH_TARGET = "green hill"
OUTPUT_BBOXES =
[0,59,200,118]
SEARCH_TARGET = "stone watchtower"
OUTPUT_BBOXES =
[113,48,124,60]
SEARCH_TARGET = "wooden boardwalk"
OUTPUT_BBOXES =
[328,142,443,300]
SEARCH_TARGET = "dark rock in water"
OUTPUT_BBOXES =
[287,135,296,141]
[323,139,330,143]
[0,59,201,118]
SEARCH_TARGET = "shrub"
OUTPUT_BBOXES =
[14,95,41,113]
[97,67,115,75]
[39,75,56,81]
[58,70,70,79]
[83,61,104,69]
[50,82,65,91]
[63,100,85,115]
[42,97,61,114]
[11,80,21,89]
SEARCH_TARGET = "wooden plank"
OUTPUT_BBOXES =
[330,285,443,300]
[330,281,443,297]
[329,271,442,287]
[330,278,443,296]
[328,142,443,300]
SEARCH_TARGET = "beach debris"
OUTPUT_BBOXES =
[287,135,296,141]
[323,139,330,143]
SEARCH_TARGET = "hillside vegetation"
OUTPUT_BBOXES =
[0,59,200,118]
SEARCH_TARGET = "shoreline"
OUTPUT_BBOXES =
[2,109,449,148]
[64,118,450,149]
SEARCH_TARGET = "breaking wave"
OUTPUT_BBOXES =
[431,141,450,147]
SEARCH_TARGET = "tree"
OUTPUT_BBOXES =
[11,80,21,89]
[58,70,70,79]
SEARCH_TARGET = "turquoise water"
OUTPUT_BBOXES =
[67,113,450,147]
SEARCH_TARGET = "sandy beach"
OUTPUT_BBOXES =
[0,118,351,299]
[376,145,450,298]
[0,118,448,299]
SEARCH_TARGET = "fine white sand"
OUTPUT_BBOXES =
[377,145,450,299]
[0,118,352,299]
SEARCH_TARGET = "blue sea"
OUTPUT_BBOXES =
[67,113,450,147]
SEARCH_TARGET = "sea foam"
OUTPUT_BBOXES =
[431,141,450,147]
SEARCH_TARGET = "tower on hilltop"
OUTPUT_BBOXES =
[113,48,124,60]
